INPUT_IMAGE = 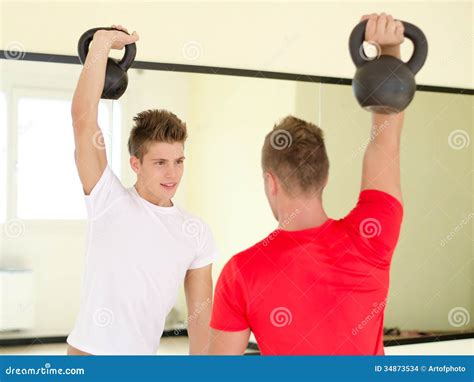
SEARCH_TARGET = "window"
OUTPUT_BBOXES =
[16,97,117,219]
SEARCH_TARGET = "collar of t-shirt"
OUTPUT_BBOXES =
[130,185,178,215]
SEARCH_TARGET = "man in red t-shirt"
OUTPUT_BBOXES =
[209,13,406,355]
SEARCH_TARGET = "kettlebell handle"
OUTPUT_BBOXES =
[77,27,137,72]
[349,19,428,75]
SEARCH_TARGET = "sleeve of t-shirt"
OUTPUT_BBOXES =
[188,221,220,269]
[83,164,127,221]
[210,257,250,331]
[341,189,404,264]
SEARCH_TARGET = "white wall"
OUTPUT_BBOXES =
[0,1,472,89]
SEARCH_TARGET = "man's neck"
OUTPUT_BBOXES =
[277,197,328,232]
[134,183,173,207]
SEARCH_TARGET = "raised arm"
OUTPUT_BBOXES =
[71,25,138,195]
[360,13,405,204]
[362,111,404,203]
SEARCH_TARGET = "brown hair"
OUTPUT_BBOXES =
[128,109,187,162]
[262,115,329,197]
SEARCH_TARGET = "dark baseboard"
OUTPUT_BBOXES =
[0,329,188,347]
[383,331,474,347]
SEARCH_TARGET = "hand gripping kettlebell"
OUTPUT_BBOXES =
[77,27,137,100]
[349,19,428,114]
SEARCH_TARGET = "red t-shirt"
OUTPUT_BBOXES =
[210,189,404,355]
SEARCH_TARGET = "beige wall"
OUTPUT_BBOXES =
[0,2,472,337]
[1,1,472,89]
[319,84,473,330]
[186,73,299,263]
[1,62,472,335]
[182,76,473,332]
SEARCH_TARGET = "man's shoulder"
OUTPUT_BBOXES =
[174,206,213,235]
[227,237,268,271]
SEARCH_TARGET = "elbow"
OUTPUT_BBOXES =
[71,106,85,126]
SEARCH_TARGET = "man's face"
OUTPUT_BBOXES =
[132,141,185,201]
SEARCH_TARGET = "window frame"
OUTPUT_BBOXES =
[0,70,122,223]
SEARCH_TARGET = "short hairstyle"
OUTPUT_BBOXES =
[128,109,187,161]
[261,115,329,197]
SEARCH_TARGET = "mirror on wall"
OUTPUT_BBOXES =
[0,57,472,346]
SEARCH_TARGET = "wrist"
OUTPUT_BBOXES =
[92,30,113,49]
[381,45,401,59]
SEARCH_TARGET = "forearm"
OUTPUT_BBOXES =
[71,32,111,124]
[187,310,212,355]
[369,23,404,152]
[359,13,408,202]
[184,265,213,355]
[370,112,404,149]
[362,112,404,201]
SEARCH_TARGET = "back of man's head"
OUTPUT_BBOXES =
[261,115,329,198]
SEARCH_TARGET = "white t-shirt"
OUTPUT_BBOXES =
[67,165,219,355]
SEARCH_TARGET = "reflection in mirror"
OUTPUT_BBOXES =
[320,83,473,336]
[0,57,472,354]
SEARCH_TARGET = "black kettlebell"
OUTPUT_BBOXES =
[77,27,137,100]
[349,20,428,114]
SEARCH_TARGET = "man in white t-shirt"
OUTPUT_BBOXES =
[67,25,219,355]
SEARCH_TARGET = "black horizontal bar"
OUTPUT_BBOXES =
[1,50,472,95]
[383,331,474,347]
[0,329,188,348]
